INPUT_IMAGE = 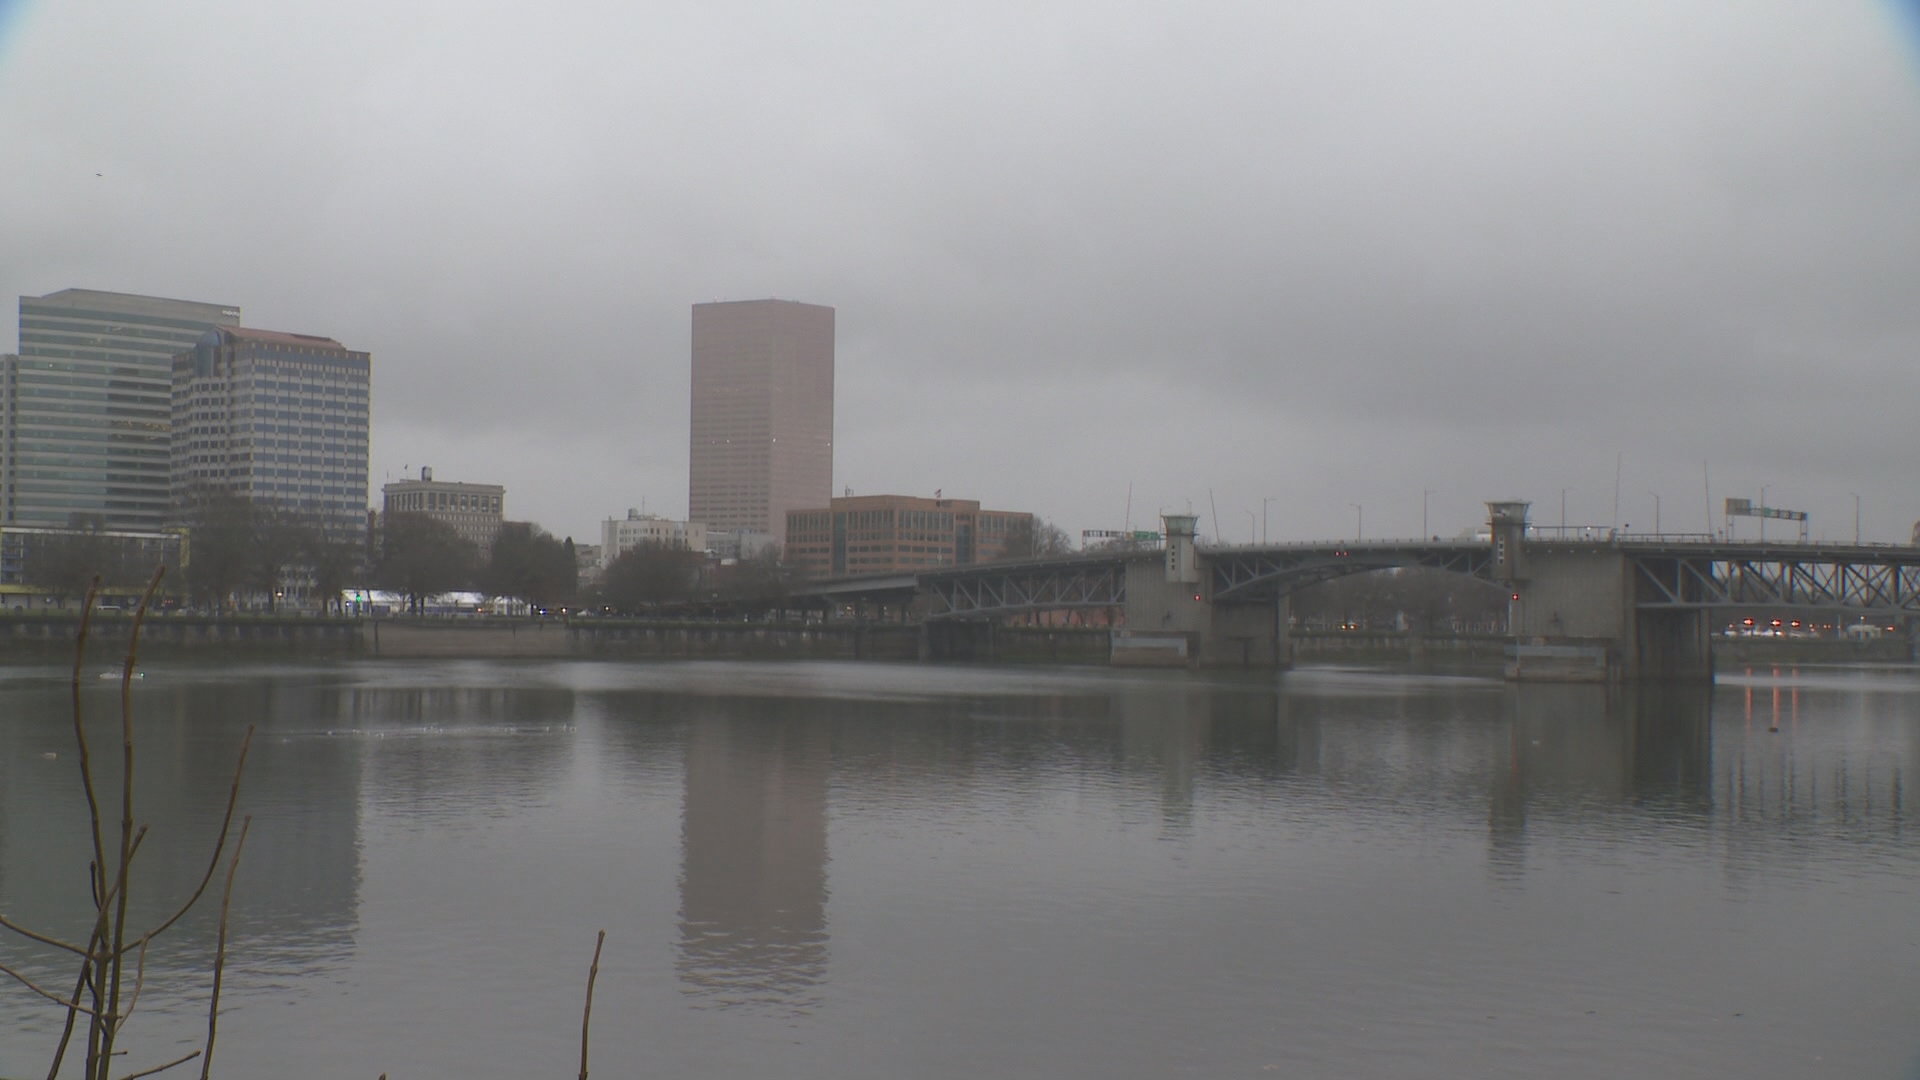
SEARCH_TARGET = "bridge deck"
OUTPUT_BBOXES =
[789,538,1920,619]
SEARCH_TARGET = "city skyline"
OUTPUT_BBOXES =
[2,4,1917,546]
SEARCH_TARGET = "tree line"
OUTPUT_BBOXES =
[14,496,813,615]
[15,502,1086,615]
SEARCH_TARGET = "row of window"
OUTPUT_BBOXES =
[388,490,502,513]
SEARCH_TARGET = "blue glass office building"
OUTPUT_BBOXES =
[1,289,240,529]
[171,326,371,537]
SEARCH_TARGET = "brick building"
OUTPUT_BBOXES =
[785,495,1031,578]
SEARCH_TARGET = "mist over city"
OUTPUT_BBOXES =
[4,4,1920,1080]
[4,1,1918,543]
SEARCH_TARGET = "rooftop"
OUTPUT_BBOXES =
[218,326,351,349]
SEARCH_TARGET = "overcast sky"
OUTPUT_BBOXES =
[3,1,1917,545]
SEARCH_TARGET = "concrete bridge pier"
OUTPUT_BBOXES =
[921,620,999,662]
[1492,501,1712,683]
[1632,608,1714,682]
[1118,515,1288,668]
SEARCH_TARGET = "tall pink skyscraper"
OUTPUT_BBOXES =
[688,299,834,548]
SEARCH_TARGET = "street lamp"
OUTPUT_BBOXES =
[1852,492,1861,544]
[1422,489,1433,539]
[1559,487,1570,536]
[1348,503,1363,541]
[1262,496,1278,545]
[1244,510,1257,545]
[1647,491,1660,536]
[1759,485,1769,543]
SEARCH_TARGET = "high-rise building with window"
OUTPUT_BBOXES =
[171,326,370,537]
[688,299,834,549]
[2,289,240,529]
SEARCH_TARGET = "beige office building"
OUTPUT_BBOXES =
[381,467,505,556]
[688,299,833,549]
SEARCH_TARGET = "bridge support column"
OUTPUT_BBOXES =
[1275,594,1294,669]
[1634,608,1713,682]
[1497,505,1713,683]
[1201,601,1284,668]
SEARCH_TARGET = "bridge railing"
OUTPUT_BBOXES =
[1199,537,1485,552]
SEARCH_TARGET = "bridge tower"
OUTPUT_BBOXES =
[1496,501,1712,683]
[1163,513,1201,584]
[1116,512,1287,669]
[1487,500,1530,583]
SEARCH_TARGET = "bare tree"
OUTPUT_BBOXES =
[711,548,807,608]
[374,513,479,613]
[182,491,255,610]
[304,530,364,615]
[20,517,147,603]
[999,517,1075,560]
[0,573,254,1080]
[246,503,318,612]
[596,541,703,612]
[480,521,578,611]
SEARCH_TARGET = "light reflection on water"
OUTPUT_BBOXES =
[0,659,1916,1079]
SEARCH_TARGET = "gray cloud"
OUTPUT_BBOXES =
[3,0,1917,544]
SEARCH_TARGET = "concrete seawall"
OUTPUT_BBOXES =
[0,615,1111,665]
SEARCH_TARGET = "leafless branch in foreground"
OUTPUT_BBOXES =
[579,930,606,1080]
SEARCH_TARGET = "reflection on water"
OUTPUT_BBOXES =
[0,660,1917,1079]
[678,708,830,1011]
[0,678,366,993]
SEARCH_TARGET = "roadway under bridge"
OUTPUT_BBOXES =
[786,503,1920,681]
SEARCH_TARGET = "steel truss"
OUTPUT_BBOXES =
[1631,550,1920,614]
[923,561,1126,620]
[1208,542,1496,602]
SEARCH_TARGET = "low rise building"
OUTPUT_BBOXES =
[785,495,1031,578]
[574,543,603,587]
[0,524,183,606]
[709,528,776,562]
[380,467,505,556]
[601,510,708,568]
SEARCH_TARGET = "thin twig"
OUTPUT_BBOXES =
[117,1049,202,1080]
[68,580,111,1080]
[121,568,161,689]
[126,727,253,955]
[99,568,163,1078]
[0,959,104,1016]
[46,927,104,1080]
[0,911,91,956]
[198,815,250,1080]
[114,938,150,1035]
[70,580,108,909]
[579,929,605,1080]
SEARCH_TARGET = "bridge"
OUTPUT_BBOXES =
[788,501,1920,681]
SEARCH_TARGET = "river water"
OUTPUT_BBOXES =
[1,658,1916,1079]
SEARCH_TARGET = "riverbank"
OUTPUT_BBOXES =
[0,613,1115,664]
